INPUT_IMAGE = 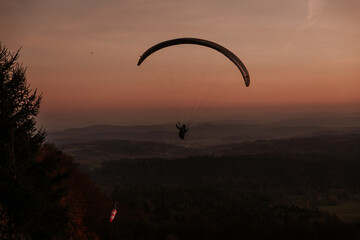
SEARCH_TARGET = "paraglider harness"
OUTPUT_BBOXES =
[176,122,189,139]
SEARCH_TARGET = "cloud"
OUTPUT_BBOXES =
[301,0,328,29]
[285,0,328,53]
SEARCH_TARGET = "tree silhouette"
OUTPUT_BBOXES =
[0,43,45,177]
[0,44,59,239]
[0,44,111,238]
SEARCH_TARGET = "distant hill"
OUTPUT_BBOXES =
[46,115,360,165]
[63,139,201,163]
[206,133,360,157]
[53,133,360,166]
[47,119,360,146]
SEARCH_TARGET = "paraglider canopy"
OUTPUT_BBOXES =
[109,202,118,223]
[109,209,117,223]
[137,37,250,87]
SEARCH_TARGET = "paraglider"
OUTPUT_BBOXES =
[137,38,251,139]
[109,202,118,223]
[109,209,117,223]
[137,37,250,87]
[176,122,189,139]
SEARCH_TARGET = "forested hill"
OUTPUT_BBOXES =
[85,133,360,239]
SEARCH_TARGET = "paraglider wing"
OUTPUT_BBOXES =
[137,38,250,87]
[109,209,117,223]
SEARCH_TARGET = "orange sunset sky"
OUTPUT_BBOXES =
[1,0,359,129]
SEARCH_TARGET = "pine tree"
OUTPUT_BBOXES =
[0,43,111,239]
[0,43,50,239]
[0,43,45,177]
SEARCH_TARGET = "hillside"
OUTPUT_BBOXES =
[48,126,360,165]
[85,133,360,239]
[44,116,360,239]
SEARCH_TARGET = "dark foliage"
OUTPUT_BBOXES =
[0,43,45,174]
[0,44,110,239]
[36,144,111,239]
[89,143,360,239]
